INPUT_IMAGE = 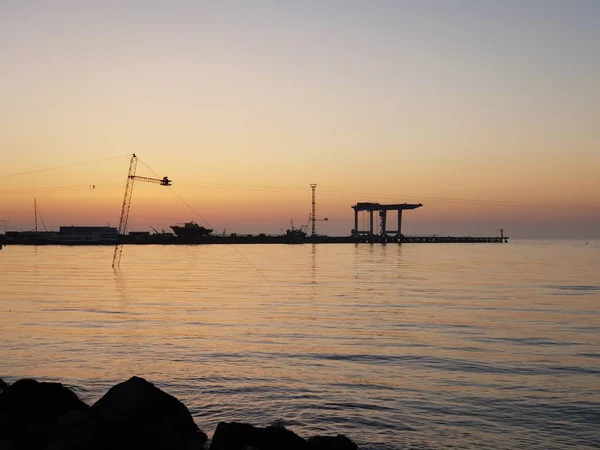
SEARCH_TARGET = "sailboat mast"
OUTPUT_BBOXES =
[34,198,38,232]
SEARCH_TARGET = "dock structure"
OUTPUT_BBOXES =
[352,202,423,241]
[401,235,507,243]
[2,199,509,246]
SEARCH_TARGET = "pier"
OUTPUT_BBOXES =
[1,200,509,246]
[1,231,509,246]
[0,157,509,247]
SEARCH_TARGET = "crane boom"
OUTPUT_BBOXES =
[134,175,172,185]
[112,154,171,269]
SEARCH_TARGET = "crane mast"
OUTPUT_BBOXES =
[112,154,171,269]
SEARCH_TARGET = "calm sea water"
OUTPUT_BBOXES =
[1,241,599,449]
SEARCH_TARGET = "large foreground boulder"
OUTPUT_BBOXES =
[90,376,207,450]
[209,422,358,450]
[0,378,89,449]
[210,422,307,450]
[0,376,358,450]
[307,435,358,450]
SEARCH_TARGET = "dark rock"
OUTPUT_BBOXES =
[0,435,18,450]
[0,376,359,450]
[0,379,88,427]
[0,411,11,445]
[91,376,207,450]
[45,409,96,450]
[261,424,308,450]
[0,411,9,428]
[0,378,88,450]
[209,422,258,450]
[308,434,358,450]
[210,422,307,450]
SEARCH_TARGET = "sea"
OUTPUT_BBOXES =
[1,241,599,449]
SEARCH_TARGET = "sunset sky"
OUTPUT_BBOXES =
[1,1,599,238]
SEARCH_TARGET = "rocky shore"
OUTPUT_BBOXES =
[0,376,358,450]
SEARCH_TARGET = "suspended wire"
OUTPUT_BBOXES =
[177,180,600,212]
[227,246,269,281]
[136,157,215,228]
[136,156,268,280]
[0,183,122,195]
[168,189,215,230]
[0,154,131,179]
[0,152,596,213]
[357,193,600,211]
[178,180,307,193]
[134,157,160,177]
[2,167,597,213]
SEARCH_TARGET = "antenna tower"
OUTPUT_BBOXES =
[310,183,317,237]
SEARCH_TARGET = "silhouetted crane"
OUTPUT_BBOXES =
[112,154,171,269]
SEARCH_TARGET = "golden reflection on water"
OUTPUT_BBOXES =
[1,241,599,449]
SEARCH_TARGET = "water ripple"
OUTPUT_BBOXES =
[1,242,599,449]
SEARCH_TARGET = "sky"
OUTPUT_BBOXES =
[1,0,599,238]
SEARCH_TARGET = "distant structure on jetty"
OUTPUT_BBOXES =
[349,201,507,243]
[351,202,423,243]
[0,154,512,253]
[0,164,508,247]
[3,200,508,245]
[5,226,118,244]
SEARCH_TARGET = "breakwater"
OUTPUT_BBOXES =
[1,233,508,246]
[0,376,357,450]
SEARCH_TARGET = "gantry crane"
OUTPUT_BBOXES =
[112,154,171,269]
